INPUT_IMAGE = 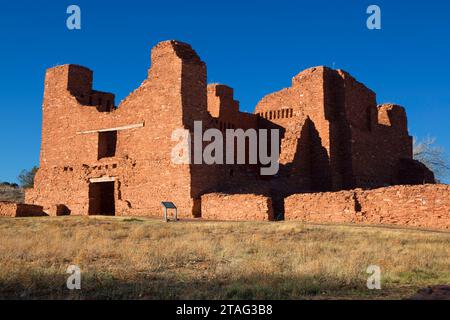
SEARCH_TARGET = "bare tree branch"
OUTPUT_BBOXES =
[413,136,450,182]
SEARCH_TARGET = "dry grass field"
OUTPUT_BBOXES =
[0,185,24,203]
[0,216,449,299]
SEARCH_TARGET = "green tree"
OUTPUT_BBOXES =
[18,166,39,188]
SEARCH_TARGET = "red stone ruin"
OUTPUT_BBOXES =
[12,40,447,230]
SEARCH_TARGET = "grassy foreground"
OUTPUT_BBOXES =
[0,216,449,299]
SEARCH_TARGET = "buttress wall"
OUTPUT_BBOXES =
[326,70,413,188]
[255,67,335,192]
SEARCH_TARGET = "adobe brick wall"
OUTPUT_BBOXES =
[255,67,332,192]
[27,41,217,218]
[254,67,419,192]
[284,191,358,223]
[28,40,270,218]
[205,83,260,184]
[285,184,450,230]
[0,202,46,217]
[201,193,274,221]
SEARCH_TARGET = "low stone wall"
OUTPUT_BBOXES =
[284,191,358,223]
[0,202,46,217]
[285,184,450,230]
[201,193,274,221]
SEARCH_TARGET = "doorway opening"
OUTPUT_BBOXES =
[88,181,115,215]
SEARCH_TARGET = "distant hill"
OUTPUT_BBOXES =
[0,184,24,203]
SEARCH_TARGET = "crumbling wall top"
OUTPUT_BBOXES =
[377,103,407,129]
[291,66,331,86]
[207,83,239,117]
[151,40,203,65]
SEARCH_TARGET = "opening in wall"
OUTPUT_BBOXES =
[98,131,117,159]
[88,181,115,216]
[193,198,201,218]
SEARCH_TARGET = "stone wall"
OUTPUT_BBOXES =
[254,67,421,192]
[201,193,274,221]
[0,202,46,217]
[27,41,216,218]
[285,184,450,230]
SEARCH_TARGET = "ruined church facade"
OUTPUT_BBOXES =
[25,40,434,218]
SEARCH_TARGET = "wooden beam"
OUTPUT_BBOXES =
[77,122,144,135]
[89,176,116,183]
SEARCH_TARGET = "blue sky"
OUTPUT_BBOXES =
[0,0,449,183]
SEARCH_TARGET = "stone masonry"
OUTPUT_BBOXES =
[201,193,274,221]
[0,202,46,217]
[285,184,450,230]
[23,40,442,228]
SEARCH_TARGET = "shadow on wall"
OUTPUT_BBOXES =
[55,204,71,216]
[11,204,48,217]
[325,71,355,191]
[396,159,435,185]
[269,118,331,220]
[209,117,333,220]
[290,117,332,192]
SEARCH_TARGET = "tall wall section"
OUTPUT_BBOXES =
[327,70,413,188]
[254,66,419,192]
[206,84,261,193]
[254,67,333,192]
[26,41,222,217]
